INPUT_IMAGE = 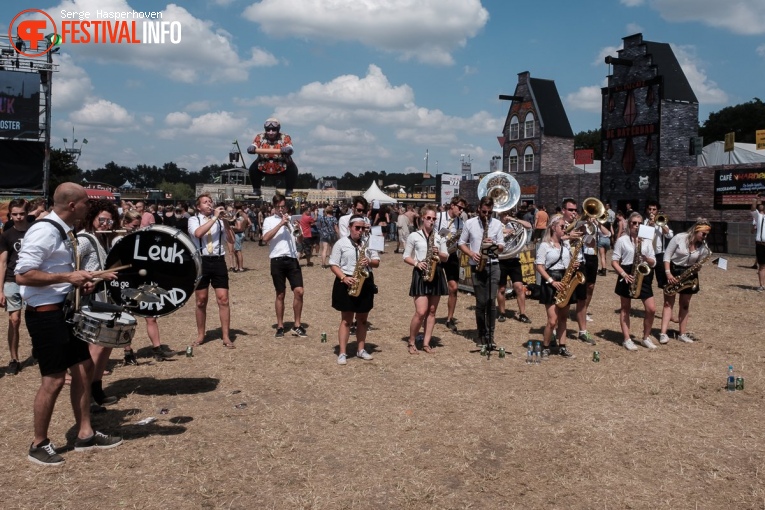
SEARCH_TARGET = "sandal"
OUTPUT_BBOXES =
[192,339,205,347]
[423,345,434,354]
[407,344,418,355]
[223,342,236,349]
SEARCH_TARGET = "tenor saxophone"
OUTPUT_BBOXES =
[554,238,586,308]
[629,237,651,298]
[664,244,711,296]
[476,215,490,272]
[348,234,370,297]
[422,230,440,282]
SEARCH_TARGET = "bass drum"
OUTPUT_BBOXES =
[105,225,201,318]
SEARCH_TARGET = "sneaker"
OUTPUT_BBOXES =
[578,332,596,345]
[623,339,638,351]
[123,351,138,366]
[446,319,458,332]
[497,315,506,323]
[517,314,531,324]
[337,354,347,365]
[641,337,658,349]
[677,333,694,343]
[659,333,670,344]
[756,286,765,293]
[7,359,20,375]
[28,439,64,466]
[252,187,262,196]
[356,349,373,361]
[586,315,594,323]
[541,348,551,359]
[153,347,174,361]
[558,345,575,358]
[291,326,307,338]
[74,431,123,451]
[274,327,284,338]
[350,325,357,336]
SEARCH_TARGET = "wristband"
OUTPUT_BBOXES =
[665,270,671,274]
[547,278,554,284]
[621,272,627,278]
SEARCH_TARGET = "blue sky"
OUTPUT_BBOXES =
[2,0,764,178]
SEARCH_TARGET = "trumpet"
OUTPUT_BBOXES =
[564,197,606,235]
[292,221,303,239]
[655,213,668,227]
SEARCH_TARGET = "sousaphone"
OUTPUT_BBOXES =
[476,171,527,259]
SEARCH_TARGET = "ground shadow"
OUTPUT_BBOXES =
[728,284,761,292]
[332,342,380,357]
[106,376,220,396]
[198,327,247,344]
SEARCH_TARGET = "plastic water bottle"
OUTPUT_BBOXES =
[727,365,736,392]
[526,341,533,364]
[534,341,542,364]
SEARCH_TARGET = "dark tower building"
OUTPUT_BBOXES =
[601,33,698,213]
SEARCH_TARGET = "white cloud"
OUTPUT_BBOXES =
[44,1,279,83]
[165,112,192,127]
[650,0,765,35]
[310,126,377,144]
[593,45,620,66]
[626,23,643,34]
[671,44,729,104]
[51,53,93,111]
[70,99,135,127]
[565,86,604,112]
[242,0,489,65]
[185,100,213,112]
[620,0,645,6]
[158,111,248,139]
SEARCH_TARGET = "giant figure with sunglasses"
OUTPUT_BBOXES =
[458,196,505,347]
[247,118,299,198]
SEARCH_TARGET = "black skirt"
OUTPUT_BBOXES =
[332,273,375,313]
[614,264,655,300]
[669,263,700,295]
[408,266,448,297]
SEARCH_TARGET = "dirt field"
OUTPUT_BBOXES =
[1,237,763,509]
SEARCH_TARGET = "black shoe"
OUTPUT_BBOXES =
[291,326,307,337]
[497,315,506,323]
[252,187,262,196]
[558,345,575,358]
[28,439,64,466]
[91,381,118,406]
[446,319,458,332]
[124,350,138,366]
[517,314,531,324]
[7,359,20,375]
[275,327,285,338]
[350,326,356,336]
[153,347,174,361]
[541,348,551,359]
[74,431,123,451]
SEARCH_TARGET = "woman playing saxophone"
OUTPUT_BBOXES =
[658,219,712,344]
[329,215,380,365]
[403,204,449,354]
[612,212,657,351]
[534,214,578,359]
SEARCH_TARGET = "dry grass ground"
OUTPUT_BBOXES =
[1,238,764,509]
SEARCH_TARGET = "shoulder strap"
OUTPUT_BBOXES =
[545,245,564,271]
[38,218,67,242]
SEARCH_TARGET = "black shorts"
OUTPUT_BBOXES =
[614,264,655,300]
[440,252,460,282]
[584,253,598,284]
[654,253,668,288]
[756,243,765,265]
[196,256,229,290]
[301,237,315,256]
[270,256,304,293]
[332,273,375,313]
[499,258,523,287]
[26,308,90,376]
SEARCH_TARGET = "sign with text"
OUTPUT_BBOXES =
[714,168,765,209]
[724,132,735,152]
[574,149,594,165]
[756,129,765,151]
[0,71,41,140]
[437,174,462,206]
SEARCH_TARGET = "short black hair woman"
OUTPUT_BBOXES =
[658,218,712,344]
[329,214,380,365]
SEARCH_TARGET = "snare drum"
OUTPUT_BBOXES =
[105,225,202,317]
[72,306,137,348]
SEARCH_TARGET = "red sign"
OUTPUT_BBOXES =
[497,136,505,147]
[574,149,594,165]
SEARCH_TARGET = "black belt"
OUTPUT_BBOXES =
[203,255,225,259]
[271,256,295,261]
[27,302,65,312]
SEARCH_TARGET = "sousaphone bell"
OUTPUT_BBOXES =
[476,171,527,259]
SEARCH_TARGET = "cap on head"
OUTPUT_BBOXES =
[264,118,280,131]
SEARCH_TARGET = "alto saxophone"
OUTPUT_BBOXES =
[348,234,370,297]
[422,230,440,282]
[629,237,652,298]
[664,243,711,296]
[442,217,462,255]
[476,215,494,272]
[554,238,586,308]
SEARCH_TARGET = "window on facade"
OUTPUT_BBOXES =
[509,148,518,172]
[623,90,637,126]
[509,116,519,140]
[524,112,535,138]
[523,146,534,172]
[644,135,654,156]
[622,138,636,174]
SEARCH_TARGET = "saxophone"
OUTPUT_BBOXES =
[476,215,490,272]
[347,234,370,297]
[629,237,652,298]
[664,243,711,296]
[422,230,440,282]
[554,239,586,308]
[442,217,462,255]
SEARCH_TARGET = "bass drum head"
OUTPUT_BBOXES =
[105,225,201,318]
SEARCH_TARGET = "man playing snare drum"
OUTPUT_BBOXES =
[16,183,123,466]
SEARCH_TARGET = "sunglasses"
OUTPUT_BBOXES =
[566,208,578,212]
[265,128,278,132]
[97,218,114,225]
[479,209,492,214]
[355,208,365,213]
[352,226,365,231]
[630,221,641,225]
[423,216,436,221]
[454,204,464,211]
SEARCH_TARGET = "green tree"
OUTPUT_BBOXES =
[574,129,602,160]
[48,148,82,196]
[699,98,765,144]
[157,180,194,201]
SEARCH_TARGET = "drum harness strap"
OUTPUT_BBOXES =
[194,215,224,256]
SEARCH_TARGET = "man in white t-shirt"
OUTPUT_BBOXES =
[752,195,765,291]
[338,196,368,238]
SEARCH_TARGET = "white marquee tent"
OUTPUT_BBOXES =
[699,141,765,166]
[363,181,397,204]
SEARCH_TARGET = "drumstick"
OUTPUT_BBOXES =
[91,264,132,278]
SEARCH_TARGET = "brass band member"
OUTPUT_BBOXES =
[612,212,657,351]
[561,198,594,345]
[534,214,577,358]
[435,196,466,332]
[658,219,712,344]
[403,204,449,354]
[645,201,674,290]
[329,215,380,365]
[458,196,505,347]
[496,210,532,324]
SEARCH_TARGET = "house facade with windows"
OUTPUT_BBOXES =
[499,71,578,206]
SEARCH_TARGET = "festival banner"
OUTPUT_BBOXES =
[714,168,765,209]
[0,70,41,140]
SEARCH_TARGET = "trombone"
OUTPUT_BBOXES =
[564,197,606,235]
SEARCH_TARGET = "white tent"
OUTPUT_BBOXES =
[699,141,765,166]
[363,181,397,204]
